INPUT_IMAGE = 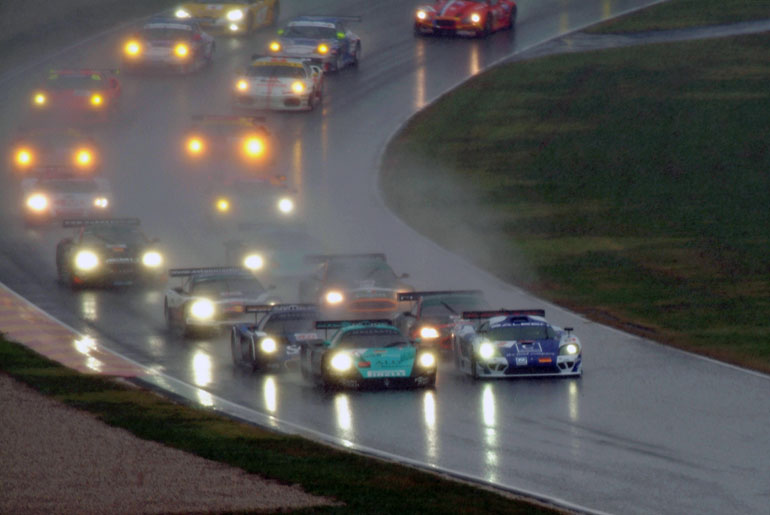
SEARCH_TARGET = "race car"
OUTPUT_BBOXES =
[230,303,319,371]
[299,319,437,388]
[121,19,215,73]
[174,0,279,34]
[209,175,298,224]
[21,167,111,225]
[29,69,121,123]
[9,127,99,175]
[233,56,323,111]
[183,115,274,172]
[267,16,361,72]
[225,223,324,278]
[55,218,165,288]
[452,309,582,378]
[299,253,412,316]
[395,290,489,350]
[164,267,280,336]
[414,0,517,37]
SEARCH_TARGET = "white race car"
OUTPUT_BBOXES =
[233,56,323,111]
[452,309,582,378]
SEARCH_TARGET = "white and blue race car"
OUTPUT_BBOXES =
[452,309,582,378]
[267,16,361,72]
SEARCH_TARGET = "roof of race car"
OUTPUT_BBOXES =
[489,316,549,328]
[143,21,196,31]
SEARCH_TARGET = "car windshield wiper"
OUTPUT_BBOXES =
[440,301,458,315]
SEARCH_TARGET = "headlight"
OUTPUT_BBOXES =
[260,337,277,354]
[74,250,99,271]
[175,8,191,18]
[420,326,439,339]
[174,43,189,58]
[561,343,580,355]
[478,341,496,360]
[124,40,141,56]
[90,94,103,106]
[243,253,264,271]
[189,298,215,320]
[141,251,163,268]
[416,10,427,20]
[418,352,436,368]
[236,79,248,92]
[15,149,33,167]
[471,13,481,23]
[325,290,344,305]
[291,81,304,94]
[277,197,294,214]
[317,43,329,55]
[26,194,48,212]
[226,9,244,21]
[269,41,281,52]
[215,197,230,212]
[330,352,352,371]
[93,197,109,209]
[74,149,93,167]
[187,137,204,154]
[243,137,264,157]
[33,92,46,106]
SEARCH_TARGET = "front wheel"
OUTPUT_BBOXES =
[351,42,361,67]
[509,7,517,29]
[477,17,491,38]
[230,330,239,366]
[470,352,479,379]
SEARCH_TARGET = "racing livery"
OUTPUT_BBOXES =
[164,267,280,336]
[122,19,215,73]
[414,0,517,37]
[9,127,99,174]
[268,16,361,72]
[396,290,489,350]
[233,56,323,111]
[183,115,274,172]
[21,167,110,224]
[452,309,582,378]
[230,303,319,370]
[55,218,165,288]
[299,253,412,316]
[174,0,279,34]
[300,320,437,388]
[29,69,121,123]
[210,175,297,224]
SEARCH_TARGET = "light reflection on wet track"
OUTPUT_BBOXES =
[2,1,770,514]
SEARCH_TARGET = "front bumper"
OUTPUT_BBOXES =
[234,92,312,111]
[476,354,582,378]
[415,18,481,36]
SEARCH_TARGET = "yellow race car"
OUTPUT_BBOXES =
[174,0,279,34]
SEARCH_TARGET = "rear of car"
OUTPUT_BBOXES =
[233,57,321,111]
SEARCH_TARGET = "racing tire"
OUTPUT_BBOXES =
[164,303,176,333]
[300,348,311,380]
[230,330,240,366]
[453,340,462,370]
[509,6,517,29]
[470,353,479,379]
[478,17,492,38]
[334,53,344,72]
[351,43,361,67]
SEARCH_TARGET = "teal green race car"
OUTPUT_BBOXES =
[299,320,437,389]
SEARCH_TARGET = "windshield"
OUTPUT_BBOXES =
[284,25,337,39]
[142,28,193,40]
[247,65,306,79]
[192,276,265,297]
[486,324,557,341]
[337,328,408,349]
[421,295,488,319]
[83,226,146,246]
[325,260,397,286]
[263,313,317,334]
[47,75,102,90]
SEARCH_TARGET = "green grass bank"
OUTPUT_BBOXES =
[381,8,770,372]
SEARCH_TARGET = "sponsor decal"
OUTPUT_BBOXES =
[515,357,528,366]
[365,370,406,378]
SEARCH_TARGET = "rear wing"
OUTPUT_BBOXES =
[461,309,546,320]
[244,303,318,314]
[315,319,392,330]
[304,253,386,264]
[168,266,245,277]
[62,218,139,228]
[398,290,483,302]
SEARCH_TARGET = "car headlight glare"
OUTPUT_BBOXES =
[125,40,141,56]
[325,291,344,305]
[416,10,427,20]
[74,250,99,271]
[236,79,248,92]
[291,81,304,94]
[260,337,277,353]
[243,137,264,157]
[418,352,436,368]
[317,44,329,55]
[478,341,496,360]
[277,197,294,214]
[93,197,109,209]
[226,9,244,21]
[26,194,48,212]
[90,94,103,106]
[142,251,163,268]
[16,149,33,167]
[74,149,93,167]
[243,253,264,271]
[175,8,191,18]
[215,197,230,212]
[187,137,203,154]
[269,41,281,52]
[189,298,215,320]
[420,326,440,339]
[562,343,579,355]
[33,93,47,106]
[330,352,352,372]
[471,13,481,23]
[174,43,189,58]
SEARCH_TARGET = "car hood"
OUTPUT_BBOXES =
[432,0,480,17]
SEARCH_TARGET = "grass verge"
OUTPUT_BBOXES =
[0,337,558,514]
[381,33,770,373]
[587,0,770,33]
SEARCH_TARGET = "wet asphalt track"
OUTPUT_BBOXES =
[1,1,769,513]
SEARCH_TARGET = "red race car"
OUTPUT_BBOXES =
[30,69,121,122]
[414,0,517,37]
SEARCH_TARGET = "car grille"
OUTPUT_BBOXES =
[435,19,456,29]
[504,364,561,375]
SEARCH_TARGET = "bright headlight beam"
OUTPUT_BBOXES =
[565,343,578,355]
[330,352,352,372]
[227,9,244,21]
[175,8,191,18]
[174,43,189,58]
[416,10,427,20]
[244,137,264,156]
[34,93,46,105]
[471,13,481,23]
[125,41,141,56]
[243,254,264,271]
[419,353,436,367]
[260,337,277,354]
[142,251,163,268]
[16,149,33,166]
[26,194,48,212]
[74,250,99,271]
[216,198,230,212]
[269,41,281,52]
[277,197,294,214]
[478,341,496,360]
[291,81,304,94]
[325,291,343,304]
[236,79,248,91]
[75,149,92,167]
[90,94,103,106]
[93,197,109,209]
[189,299,215,320]
[420,326,439,339]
